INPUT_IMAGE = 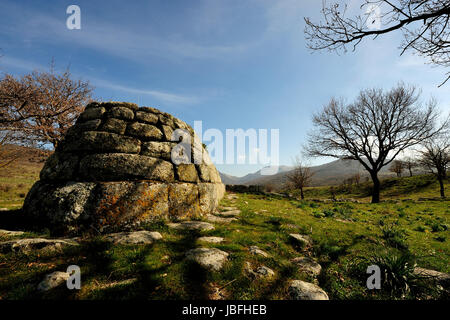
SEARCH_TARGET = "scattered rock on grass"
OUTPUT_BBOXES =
[288,280,329,300]
[167,221,215,231]
[0,238,78,254]
[104,230,162,245]
[215,210,241,217]
[185,248,229,271]
[245,262,275,279]
[414,267,450,284]
[206,214,237,224]
[249,246,270,258]
[197,236,224,243]
[219,206,237,211]
[292,257,322,277]
[0,229,25,237]
[289,234,312,247]
[37,271,70,291]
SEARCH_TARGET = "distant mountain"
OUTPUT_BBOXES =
[218,159,425,188]
[219,165,293,185]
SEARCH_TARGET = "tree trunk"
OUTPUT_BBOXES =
[408,168,412,177]
[438,177,445,198]
[370,172,380,203]
[300,188,304,200]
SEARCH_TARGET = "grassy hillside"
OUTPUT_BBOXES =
[0,149,448,300]
[300,174,450,202]
[0,145,45,209]
[0,192,448,300]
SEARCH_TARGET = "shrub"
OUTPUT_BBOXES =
[309,202,319,209]
[381,224,408,250]
[350,251,421,297]
[431,223,447,233]
[414,226,426,232]
[313,211,325,218]
[323,209,335,217]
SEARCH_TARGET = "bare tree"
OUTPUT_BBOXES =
[389,160,404,177]
[403,156,419,176]
[418,134,449,198]
[305,1,450,86]
[0,64,93,149]
[306,83,447,203]
[285,157,315,200]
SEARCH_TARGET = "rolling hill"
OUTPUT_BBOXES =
[219,158,426,188]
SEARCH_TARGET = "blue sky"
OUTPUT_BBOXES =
[1,0,449,176]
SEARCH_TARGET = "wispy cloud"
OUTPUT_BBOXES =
[91,77,201,104]
[0,55,201,105]
[0,1,254,63]
[0,55,47,71]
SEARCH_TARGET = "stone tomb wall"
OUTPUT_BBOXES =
[23,102,225,235]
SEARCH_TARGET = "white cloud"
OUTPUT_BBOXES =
[91,77,201,105]
[0,56,47,71]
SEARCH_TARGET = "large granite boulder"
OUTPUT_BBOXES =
[23,102,225,235]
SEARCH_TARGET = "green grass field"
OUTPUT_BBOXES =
[0,158,448,300]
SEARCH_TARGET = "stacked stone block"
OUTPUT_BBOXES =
[23,102,224,235]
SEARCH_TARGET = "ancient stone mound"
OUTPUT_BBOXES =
[23,102,224,235]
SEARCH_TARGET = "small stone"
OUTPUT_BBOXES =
[197,236,224,243]
[289,234,312,246]
[161,125,175,141]
[38,271,70,291]
[141,141,174,160]
[244,262,274,279]
[216,209,241,217]
[104,231,163,245]
[103,102,139,111]
[185,247,229,271]
[66,131,141,154]
[255,266,275,278]
[66,119,102,137]
[249,246,270,258]
[205,214,237,224]
[108,106,134,120]
[78,107,105,121]
[0,238,78,254]
[176,164,199,182]
[292,257,322,277]
[0,229,24,236]
[100,118,127,134]
[167,221,215,231]
[158,113,175,128]
[197,164,221,183]
[414,267,450,284]
[219,206,237,211]
[126,122,163,140]
[79,153,174,181]
[288,280,329,300]
[135,111,159,124]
